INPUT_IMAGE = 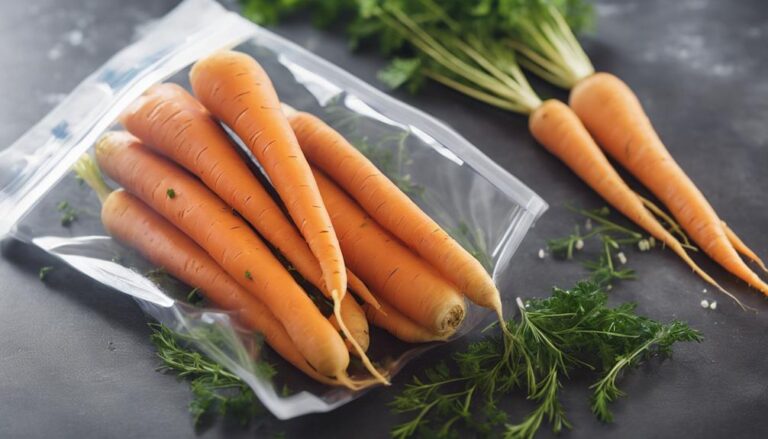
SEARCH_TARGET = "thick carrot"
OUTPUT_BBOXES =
[311,166,466,336]
[287,111,500,317]
[570,73,768,295]
[189,51,347,306]
[364,300,447,344]
[529,100,743,306]
[119,83,379,310]
[94,131,352,382]
[119,84,379,373]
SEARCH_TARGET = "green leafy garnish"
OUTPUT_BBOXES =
[166,188,176,199]
[245,270,253,280]
[391,279,701,438]
[149,324,275,426]
[57,201,78,226]
[39,266,54,281]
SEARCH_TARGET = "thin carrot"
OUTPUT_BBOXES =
[363,300,447,344]
[287,111,500,319]
[570,73,768,295]
[189,50,347,307]
[119,84,378,371]
[119,83,378,309]
[94,131,356,384]
[73,155,339,385]
[311,166,466,337]
[529,99,744,307]
[329,296,370,355]
[722,222,768,273]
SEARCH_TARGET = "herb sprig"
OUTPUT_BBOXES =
[391,279,701,438]
[149,324,275,426]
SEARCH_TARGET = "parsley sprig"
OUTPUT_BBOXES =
[390,280,701,439]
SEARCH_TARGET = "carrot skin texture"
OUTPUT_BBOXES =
[189,51,347,300]
[364,300,446,344]
[101,190,337,385]
[288,112,500,312]
[529,100,727,294]
[329,295,371,354]
[311,167,466,336]
[570,73,768,294]
[95,132,349,377]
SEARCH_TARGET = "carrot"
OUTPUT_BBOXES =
[119,83,379,309]
[286,111,500,318]
[311,166,466,337]
[189,51,347,309]
[329,296,370,355]
[722,222,768,273]
[529,100,743,306]
[570,73,768,295]
[72,155,339,385]
[94,131,356,384]
[363,300,447,344]
[119,84,379,372]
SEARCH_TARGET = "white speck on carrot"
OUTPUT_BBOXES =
[700,299,710,309]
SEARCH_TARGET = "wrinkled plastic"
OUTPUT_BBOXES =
[0,0,547,420]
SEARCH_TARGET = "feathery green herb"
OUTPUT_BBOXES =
[391,279,701,438]
[149,324,275,426]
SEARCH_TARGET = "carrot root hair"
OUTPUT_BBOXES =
[331,289,390,385]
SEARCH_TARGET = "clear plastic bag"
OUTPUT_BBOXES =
[0,0,547,419]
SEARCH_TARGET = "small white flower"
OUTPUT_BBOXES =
[638,239,649,251]
[709,301,717,310]
[617,252,627,265]
[538,248,546,259]
[700,299,710,309]
[575,239,584,250]
[585,218,593,231]
[607,284,613,291]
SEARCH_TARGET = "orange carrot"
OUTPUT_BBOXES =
[329,296,370,355]
[119,84,379,374]
[71,154,338,384]
[107,191,338,385]
[311,166,466,336]
[189,50,347,306]
[287,111,499,318]
[570,73,768,295]
[722,222,768,273]
[529,100,742,305]
[364,300,446,344]
[119,83,379,310]
[94,131,354,383]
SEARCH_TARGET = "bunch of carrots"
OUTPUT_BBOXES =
[74,50,504,388]
[264,0,768,308]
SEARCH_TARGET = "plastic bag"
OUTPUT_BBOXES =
[0,0,547,419]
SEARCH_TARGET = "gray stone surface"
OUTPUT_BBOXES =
[1,0,767,437]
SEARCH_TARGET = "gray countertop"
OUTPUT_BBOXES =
[2,0,768,438]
